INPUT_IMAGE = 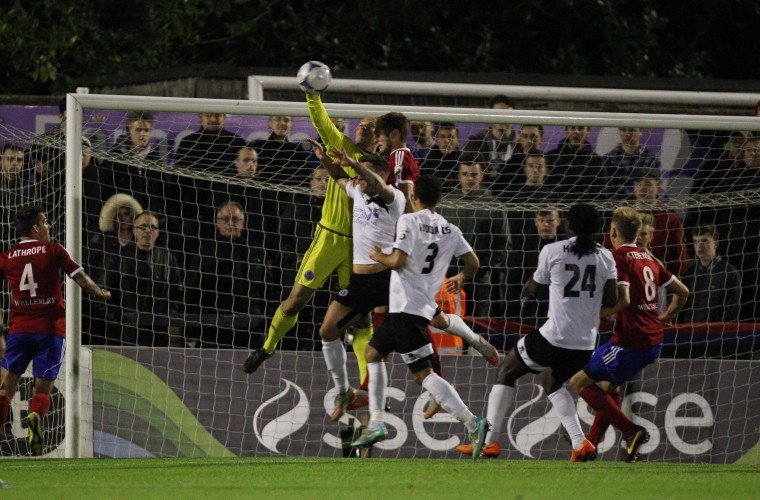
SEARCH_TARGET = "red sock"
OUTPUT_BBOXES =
[372,312,386,331]
[611,390,622,407]
[580,385,635,437]
[586,413,606,446]
[0,395,10,426]
[586,390,621,445]
[30,393,51,418]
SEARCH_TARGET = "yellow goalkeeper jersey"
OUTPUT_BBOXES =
[307,95,370,236]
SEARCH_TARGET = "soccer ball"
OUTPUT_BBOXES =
[297,61,332,93]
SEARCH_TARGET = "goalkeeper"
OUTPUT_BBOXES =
[243,91,377,379]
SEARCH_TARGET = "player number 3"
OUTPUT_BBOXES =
[421,243,439,274]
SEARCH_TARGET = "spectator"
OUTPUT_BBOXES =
[631,167,688,276]
[103,112,177,224]
[545,125,607,202]
[469,95,517,192]
[680,226,741,323]
[250,115,310,185]
[506,208,561,322]
[231,145,258,179]
[0,144,31,244]
[494,124,545,195]
[80,137,114,235]
[27,97,66,183]
[420,122,462,182]
[410,120,435,162]
[30,136,110,245]
[89,193,143,271]
[502,149,555,203]
[503,150,557,236]
[684,131,751,244]
[604,127,662,198]
[186,201,266,348]
[718,135,760,320]
[438,158,511,316]
[691,130,748,196]
[174,112,247,174]
[84,193,142,345]
[102,211,184,347]
[178,145,265,260]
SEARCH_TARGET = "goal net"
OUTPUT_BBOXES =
[0,92,757,463]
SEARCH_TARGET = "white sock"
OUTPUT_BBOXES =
[321,339,349,393]
[443,314,479,344]
[367,362,387,426]
[547,386,585,449]
[422,372,475,430]
[486,384,514,444]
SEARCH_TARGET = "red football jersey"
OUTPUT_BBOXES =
[0,239,82,337]
[386,147,420,187]
[611,244,675,349]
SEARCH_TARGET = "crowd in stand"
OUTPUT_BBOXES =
[0,95,758,349]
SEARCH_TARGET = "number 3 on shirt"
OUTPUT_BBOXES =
[421,243,439,274]
[20,262,39,297]
[563,263,596,298]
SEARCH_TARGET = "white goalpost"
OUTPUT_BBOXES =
[0,88,753,462]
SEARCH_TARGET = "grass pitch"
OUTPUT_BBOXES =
[0,457,757,499]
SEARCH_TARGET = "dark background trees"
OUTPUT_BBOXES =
[1,0,759,95]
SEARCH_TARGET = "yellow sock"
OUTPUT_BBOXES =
[262,305,299,353]
[352,325,373,385]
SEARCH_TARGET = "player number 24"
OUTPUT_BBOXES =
[563,264,596,298]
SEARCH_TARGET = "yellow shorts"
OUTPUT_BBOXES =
[296,225,352,290]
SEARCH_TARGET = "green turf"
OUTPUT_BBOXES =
[0,457,757,499]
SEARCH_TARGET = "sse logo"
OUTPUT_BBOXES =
[0,376,64,457]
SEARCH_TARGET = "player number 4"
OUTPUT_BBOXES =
[20,262,38,297]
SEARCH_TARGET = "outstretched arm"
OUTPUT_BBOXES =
[73,271,111,300]
[331,148,397,204]
[308,139,349,189]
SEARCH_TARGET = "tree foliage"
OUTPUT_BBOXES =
[1,0,758,95]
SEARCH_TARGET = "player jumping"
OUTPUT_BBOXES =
[350,175,490,461]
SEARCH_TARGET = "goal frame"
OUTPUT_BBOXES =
[64,92,760,458]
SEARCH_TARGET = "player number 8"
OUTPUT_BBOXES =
[643,265,656,302]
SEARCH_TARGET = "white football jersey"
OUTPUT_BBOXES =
[532,236,617,350]
[389,209,473,320]
[346,181,406,265]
